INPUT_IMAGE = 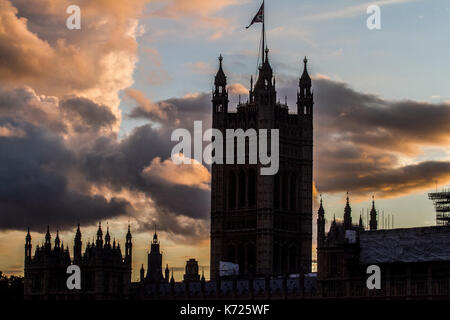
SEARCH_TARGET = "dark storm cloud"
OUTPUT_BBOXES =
[313,78,450,153]
[78,123,210,221]
[60,97,117,132]
[0,118,131,232]
[311,77,450,196]
[127,90,211,128]
[0,87,119,135]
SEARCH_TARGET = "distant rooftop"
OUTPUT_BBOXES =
[360,225,450,264]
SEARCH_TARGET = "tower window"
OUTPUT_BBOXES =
[274,173,280,208]
[290,174,296,210]
[238,170,246,208]
[248,169,256,207]
[282,174,288,209]
[228,172,236,209]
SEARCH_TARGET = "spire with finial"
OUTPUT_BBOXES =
[170,268,175,284]
[55,230,60,248]
[152,223,158,244]
[74,223,82,263]
[300,56,311,84]
[317,194,326,248]
[105,222,111,246]
[96,222,103,248]
[125,222,132,263]
[370,195,378,230]
[214,54,227,87]
[45,225,51,249]
[344,192,352,230]
[298,56,313,115]
[25,227,32,261]
[165,264,170,281]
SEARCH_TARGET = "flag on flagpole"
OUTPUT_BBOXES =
[246,2,264,29]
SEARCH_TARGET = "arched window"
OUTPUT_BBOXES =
[290,173,296,210]
[274,244,281,274]
[281,173,288,209]
[281,246,288,274]
[274,173,280,208]
[238,245,245,275]
[227,244,236,263]
[228,172,236,209]
[238,170,246,208]
[248,169,256,207]
[289,247,297,273]
[247,243,256,274]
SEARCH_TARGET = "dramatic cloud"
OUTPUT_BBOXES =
[142,155,211,191]
[0,117,131,232]
[0,0,149,124]
[311,77,450,198]
[127,89,211,128]
[0,86,117,136]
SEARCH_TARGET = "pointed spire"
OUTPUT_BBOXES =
[214,54,227,86]
[318,194,325,217]
[359,214,364,229]
[45,225,51,248]
[170,268,175,284]
[55,230,60,247]
[201,267,205,281]
[344,192,352,229]
[97,222,102,237]
[127,223,132,240]
[26,227,31,241]
[370,195,378,230]
[152,223,158,244]
[300,56,311,87]
[105,222,111,245]
[75,223,81,240]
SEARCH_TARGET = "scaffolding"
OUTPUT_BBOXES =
[428,190,450,225]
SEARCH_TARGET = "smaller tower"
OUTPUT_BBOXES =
[125,224,132,265]
[184,259,200,282]
[170,269,175,285]
[165,264,170,281]
[317,195,325,248]
[140,264,145,282]
[55,230,60,249]
[146,225,163,282]
[44,225,51,250]
[105,223,111,248]
[74,224,82,263]
[359,214,364,229]
[96,222,103,248]
[212,55,228,112]
[370,196,378,230]
[297,56,313,116]
[25,227,32,264]
[343,193,352,230]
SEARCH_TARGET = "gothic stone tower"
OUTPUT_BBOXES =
[210,51,313,279]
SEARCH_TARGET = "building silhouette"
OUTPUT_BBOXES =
[210,50,313,279]
[24,223,132,300]
[317,196,450,299]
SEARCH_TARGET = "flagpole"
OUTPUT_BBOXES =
[262,0,265,64]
